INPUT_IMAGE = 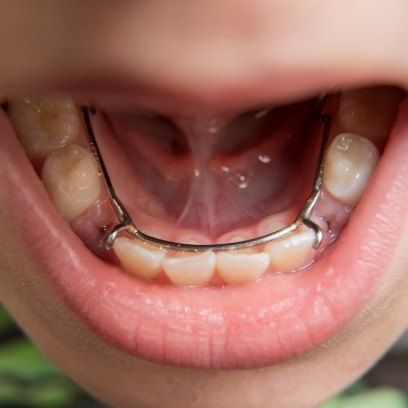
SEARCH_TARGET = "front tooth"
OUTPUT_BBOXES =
[338,87,402,146]
[217,229,255,244]
[216,252,269,284]
[173,230,209,245]
[264,228,314,272]
[113,237,165,279]
[323,133,379,206]
[41,144,101,221]
[8,97,81,160]
[162,251,215,287]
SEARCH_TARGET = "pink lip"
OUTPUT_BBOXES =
[1,101,408,369]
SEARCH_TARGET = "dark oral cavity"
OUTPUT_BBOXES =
[103,98,318,239]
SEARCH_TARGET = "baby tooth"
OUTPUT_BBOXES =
[264,228,314,273]
[162,251,215,287]
[256,216,287,237]
[338,87,402,145]
[173,230,209,245]
[217,229,255,244]
[8,97,81,160]
[113,237,165,279]
[324,133,379,206]
[216,252,269,284]
[41,144,101,221]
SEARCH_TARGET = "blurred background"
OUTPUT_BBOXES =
[0,304,406,408]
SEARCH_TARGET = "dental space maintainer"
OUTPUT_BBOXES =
[79,104,331,254]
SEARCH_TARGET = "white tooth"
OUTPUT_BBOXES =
[264,228,314,272]
[338,87,402,145]
[162,251,215,287]
[216,252,269,284]
[113,237,165,279]
[216,234,255,254]
[217,229,254,244]
[8,97,81,160]
[173,230,209,245]
[323,133,379,206]
[256,216,287,237]
[41,144,101,221]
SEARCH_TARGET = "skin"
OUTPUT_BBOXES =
[0,1,407,406]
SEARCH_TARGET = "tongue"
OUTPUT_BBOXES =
[107,100,315,237]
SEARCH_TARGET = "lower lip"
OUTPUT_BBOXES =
[1,101,408,369]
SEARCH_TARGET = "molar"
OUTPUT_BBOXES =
[113,237,165,279]
[216,251,269,284]
[8,97,81,160]
[162,251,216,287]
[264,228,315,272]
[41,144,101,221]
[323,133,379,206]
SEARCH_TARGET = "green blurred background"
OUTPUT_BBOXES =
[0,304,406,408]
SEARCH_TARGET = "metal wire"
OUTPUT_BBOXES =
[80,105,331,252]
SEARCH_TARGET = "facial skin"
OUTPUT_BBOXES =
[0,1,408,407]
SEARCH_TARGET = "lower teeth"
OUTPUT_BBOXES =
[41,144,101,221]
[5,86,403,286]
[323,133,379,206]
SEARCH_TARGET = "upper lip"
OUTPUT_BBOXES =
[1,94,408,369]
[2,1,408,113]
[4,1,407,111]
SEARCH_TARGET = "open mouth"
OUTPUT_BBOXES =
[0,84,407,369]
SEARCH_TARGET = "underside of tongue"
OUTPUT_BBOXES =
[106,99,317,238]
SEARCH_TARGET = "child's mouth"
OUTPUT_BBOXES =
[0,84,407,368]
